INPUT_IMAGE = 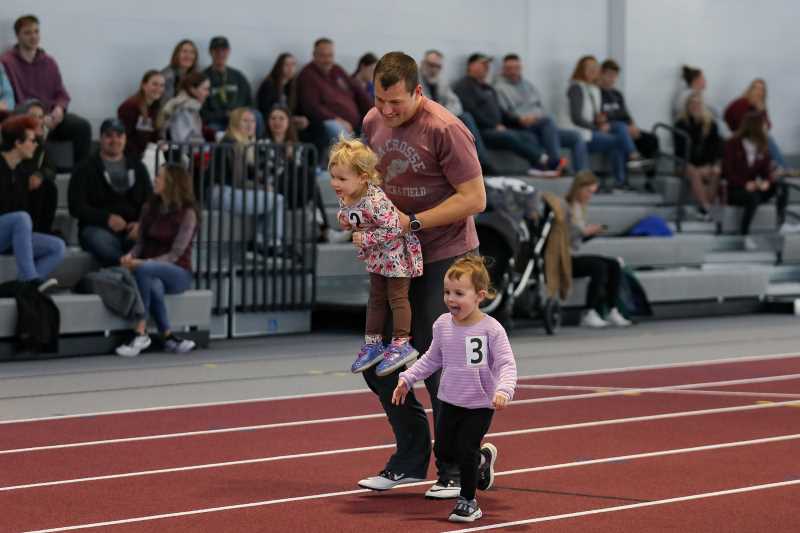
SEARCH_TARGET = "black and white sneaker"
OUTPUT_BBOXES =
[164,334,196,354]
[425,478,461,499]
[448,496,482,522]
[477,442,498,491]
[357,469,423,491]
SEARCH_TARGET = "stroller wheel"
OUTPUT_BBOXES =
[543,298,562,335]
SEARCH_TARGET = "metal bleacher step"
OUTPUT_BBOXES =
[765,282,800,302]
[703,250,777,266]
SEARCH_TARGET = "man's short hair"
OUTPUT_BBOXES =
[0,115,37,151]
[503,53,521,62]
[601,59,620,72]
[314,37,333,49]
[424,49,443,59]
[14,14,39,34]
[373,51,419,93]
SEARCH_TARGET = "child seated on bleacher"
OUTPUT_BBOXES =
[327,138,423,376]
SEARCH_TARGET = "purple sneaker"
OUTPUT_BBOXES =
[375,342,419,377]
[351,342,385,373]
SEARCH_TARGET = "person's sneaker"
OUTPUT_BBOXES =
[35,278,58,294]
[606,308,632,327]
[580,309,608,328]
[425,478,461,499]
[477,443,498,491]
[448,496,483,522]
[357,469,424,491]
[626,158,654,171]
[527,167,560,178]
[375,342,419,377]
[744,236,759,251]
[164,334,196,354]
[116,335,151,357]
[351,342,385,373]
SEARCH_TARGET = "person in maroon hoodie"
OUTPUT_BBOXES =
[117,70,165,160]
[296,38,372,153]
[1,15,91,167]
[722,111,778,244]
[116,163,199,357]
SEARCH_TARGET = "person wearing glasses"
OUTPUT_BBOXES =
[0,114,65,287]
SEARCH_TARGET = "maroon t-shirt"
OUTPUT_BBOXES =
[362,97,482,264]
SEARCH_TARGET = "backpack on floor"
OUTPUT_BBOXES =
[0,281,60,354]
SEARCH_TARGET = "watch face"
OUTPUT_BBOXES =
[410,220,421,231]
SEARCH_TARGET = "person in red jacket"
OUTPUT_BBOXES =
[117,70,165,160]
[722,111,779,245]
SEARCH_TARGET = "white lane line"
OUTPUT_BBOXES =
[21,433,800,533]
[442,479,800,532]
[517,383,800,399]
[3,401,799,491]
[4,373,800,455]
[4,351,799,425]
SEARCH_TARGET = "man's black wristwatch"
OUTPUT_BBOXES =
[409,213,423,232]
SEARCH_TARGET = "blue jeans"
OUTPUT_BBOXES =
[559,128,589,171]
[0,211,65,280]
[524,116,561,163]
[134,261,192,333]
[481,128,544,166]
[458,112,492,171]
[588,131,626,185]
[79,225,135,267]
[210,185,285,244]
[609,121,637,157]
[768,134,786,169]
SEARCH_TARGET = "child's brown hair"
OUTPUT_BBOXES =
[445,256,497,299]
[327,137,382,185]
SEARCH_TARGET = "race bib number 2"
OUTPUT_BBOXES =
[465,336,488,367]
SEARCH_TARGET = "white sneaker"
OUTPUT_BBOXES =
[606,308,632,327]
[116,335,152,357]
[626,158,654,171]
[743,237,758,251]
[425,478,461,499]
[580,309,609,328]
[37,278,59,293]
[327,229,352,243]
[357,469,424,491]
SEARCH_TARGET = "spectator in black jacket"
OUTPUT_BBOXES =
[256,53,309,134]
[68,118,152,266]
[598,59,658,182]
[453,53,558,176]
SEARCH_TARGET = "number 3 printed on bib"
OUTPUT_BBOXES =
[465,336,488,367]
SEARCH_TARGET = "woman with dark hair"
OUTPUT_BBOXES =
[256,53,309,132]
[674,65,708,119]
[565,171,631,328]
[722,111,775,244]
[352,52,378,97]
[158,72,211,143]
[118,70,165,159]
[116,163,199,357]
[160,40,199,103]
[0,115,65,287]
[674,91,723,220]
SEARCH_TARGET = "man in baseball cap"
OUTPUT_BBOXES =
[202,36,261,135]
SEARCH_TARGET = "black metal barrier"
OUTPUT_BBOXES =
[155,141,319,336]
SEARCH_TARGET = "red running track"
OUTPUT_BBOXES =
[2,355,800,532]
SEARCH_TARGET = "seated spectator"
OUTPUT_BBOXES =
[210,107,285,251]
[419,49,495,175]
[0,62,15,121]
[68,118,152,267]
[453,53,558,176]
[160,39,198,104]
[117,70,165,160]
[495,53,587,175]
[159,72,210,143]
[722,112,777,245]
[724,79,790,174]
[201,36,263,137]
[567,55,639,188]
[116,163,199,357]
[352,53,377,98]
[598,59,658,182]
[673,65,719,122]
[0,115,64,285]
[256,53,309,133]
[565,171,631,328]
[674,91,723,221]
[1,15,91,166]
[14,99,58,235]
[296,38,372,152]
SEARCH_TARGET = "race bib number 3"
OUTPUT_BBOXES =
[465,336,488,367]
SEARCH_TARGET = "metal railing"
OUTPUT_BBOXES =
[155,140,319,336]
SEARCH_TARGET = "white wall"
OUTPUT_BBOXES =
[2,0,797,151]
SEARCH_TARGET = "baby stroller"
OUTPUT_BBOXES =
[476,177,562,334]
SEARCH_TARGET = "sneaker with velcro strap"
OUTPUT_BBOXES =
[357,469,424,491]
[477,442,497,491]
[425,478,461,499]
[448,496,482,522]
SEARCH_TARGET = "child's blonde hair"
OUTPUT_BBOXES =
[445,256,497,299]
[327,137,382,185]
